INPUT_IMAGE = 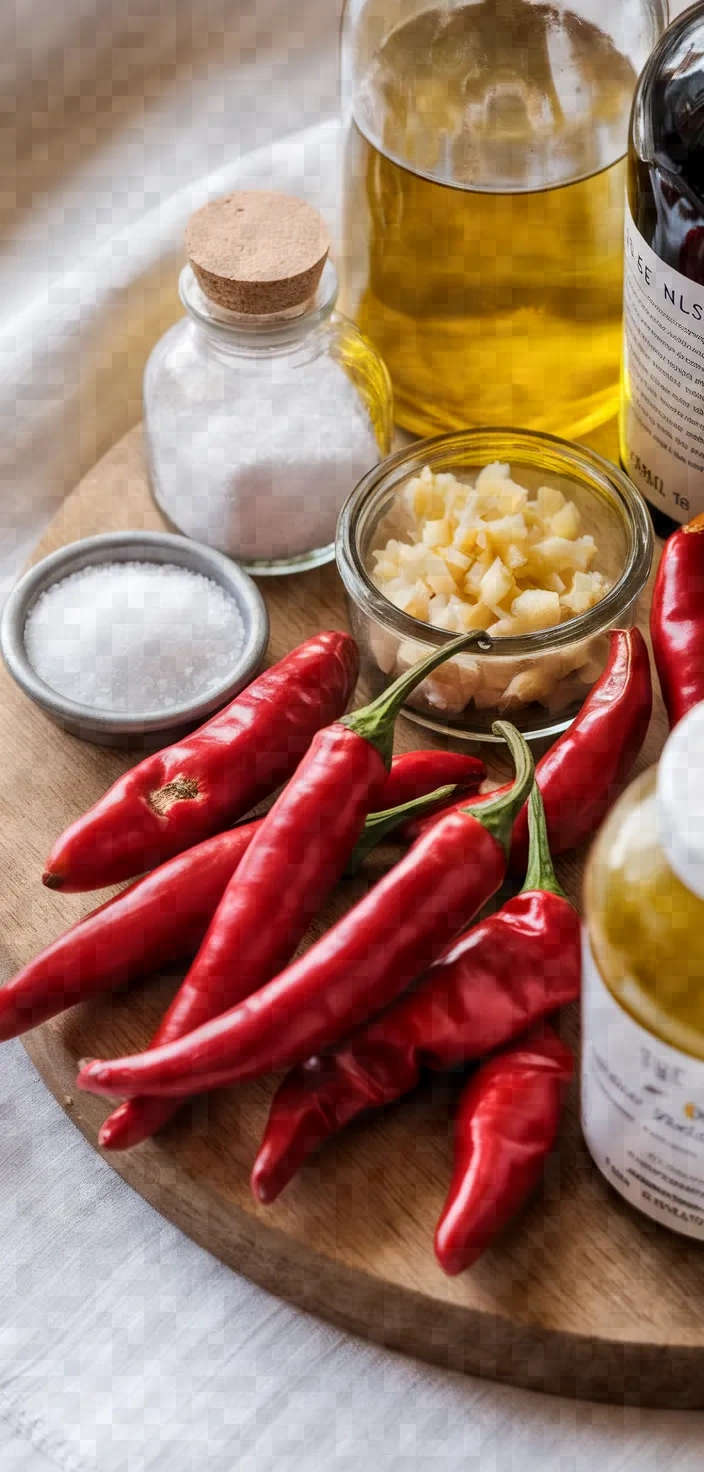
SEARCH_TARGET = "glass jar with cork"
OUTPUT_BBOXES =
[144,191,393,575]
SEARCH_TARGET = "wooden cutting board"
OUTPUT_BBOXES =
[4,425,704,1409]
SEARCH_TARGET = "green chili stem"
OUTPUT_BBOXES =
[522,782,568,900]
[346,783,458,875]
[341,631,493,767]
[459,721,534,857]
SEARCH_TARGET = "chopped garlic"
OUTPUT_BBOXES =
[480,557,515,616]
[369,462,611,716]
[510,588,561,632]
[371,463,608,640]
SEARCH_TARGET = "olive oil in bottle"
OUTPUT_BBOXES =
[620,3,704,537]
[341,1,648,440]
[582,704,704,1240]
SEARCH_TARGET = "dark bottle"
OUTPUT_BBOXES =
[620,3,704,537]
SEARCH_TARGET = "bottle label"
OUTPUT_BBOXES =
[582,931,704,1240]
[621,201,704,523]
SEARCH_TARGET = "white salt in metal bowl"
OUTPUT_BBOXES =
[0,531,270,747]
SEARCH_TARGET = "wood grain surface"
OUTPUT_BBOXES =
[4,426,704,1409]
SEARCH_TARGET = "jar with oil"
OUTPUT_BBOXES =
[340,0,667,440]
[582,702,704,1240]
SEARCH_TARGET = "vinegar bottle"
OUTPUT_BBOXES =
[620,2,704,537]
[582,701,704,1240]
[340,0,667,441]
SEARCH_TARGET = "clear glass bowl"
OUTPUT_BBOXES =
[336,428,653,743]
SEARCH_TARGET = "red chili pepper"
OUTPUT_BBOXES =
[97,777,456,1154]
[91,629,489,1148]
[76,720,534,1103]
[434,1025,573,1275]
[0,824,261,1041]
[379,750,485,809]
[42,632,359,893]
[651,513,704,728]
[251,783,580,1204]
[402,628,652,873]
[1,772,455,1054]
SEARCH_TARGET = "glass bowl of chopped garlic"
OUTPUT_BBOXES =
[336,429,653,741]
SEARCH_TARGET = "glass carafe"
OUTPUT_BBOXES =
[340,0,668,440]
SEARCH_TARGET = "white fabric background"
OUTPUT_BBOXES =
[1,1,702,1467]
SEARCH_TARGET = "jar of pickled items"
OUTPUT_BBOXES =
[339,0,667,440]
[144,192,393,575]
[582,702,704,1241]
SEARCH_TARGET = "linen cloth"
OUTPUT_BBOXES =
[0,0,702,1467]
[1,1040,704,1471]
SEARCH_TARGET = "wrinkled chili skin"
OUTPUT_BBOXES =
[651,513,704,728]
[403,629,652,872]
[42,631,359,892]
[380,751,485,809]
[0,823,261,1041]
[434,1028,573,1275]
[99,726,388,1150]
[77,808,509,1101]
[251,890,580,1204]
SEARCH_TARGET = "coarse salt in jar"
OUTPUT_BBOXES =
[144,191,393,575]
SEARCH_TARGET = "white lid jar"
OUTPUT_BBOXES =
[582,702,704,1239]
[143,192,393,575]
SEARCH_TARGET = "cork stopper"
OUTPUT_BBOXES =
[185,192,331,315]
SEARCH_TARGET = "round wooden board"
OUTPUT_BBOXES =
[5,426,704,1408]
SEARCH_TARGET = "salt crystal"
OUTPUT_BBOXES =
[24,561,245,713]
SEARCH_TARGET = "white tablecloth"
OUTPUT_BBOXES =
[1,1,702,1466]
[2,1035,704,1472]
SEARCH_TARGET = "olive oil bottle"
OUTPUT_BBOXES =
[582,703,704,1239]
[340,0,665,440]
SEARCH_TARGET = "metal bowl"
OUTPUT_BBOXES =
[0,530,270,747]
